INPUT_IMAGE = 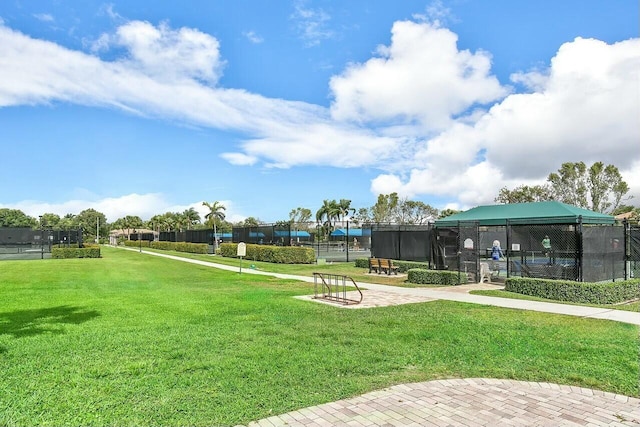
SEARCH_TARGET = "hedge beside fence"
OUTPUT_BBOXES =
[219,243,315,264]
[123,240,208,254]
[407,268,465,286]
[52,246,101,259]
[505,277,640,304]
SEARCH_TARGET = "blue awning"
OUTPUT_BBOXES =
[330,228,370,237]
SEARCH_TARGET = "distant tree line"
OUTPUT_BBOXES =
[1,160,636,242]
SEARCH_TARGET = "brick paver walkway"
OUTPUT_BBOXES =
[244,378,640,427]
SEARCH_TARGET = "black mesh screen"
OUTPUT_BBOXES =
[582,225,625,282]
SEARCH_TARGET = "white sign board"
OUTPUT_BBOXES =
[237,242,247,257]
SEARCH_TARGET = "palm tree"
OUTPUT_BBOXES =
[202,201,226,250]
[182,208,201,230]
[316,199,340,240]
[337,199,355,225]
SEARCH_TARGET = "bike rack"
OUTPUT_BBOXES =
[312,272,363,305]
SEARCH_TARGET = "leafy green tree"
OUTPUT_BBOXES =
[76,209,108,242]
[238,217,260,227]
[59,214,79,230]
[395,199,438,224]
[547,161,630,213]
[495,185,553,204]
[352,207,372,225]
[0,208,37,228]
[611,205,635,216]
[438,208,461,219]
[586,162,630,213]
[289,207,312,231]
[371,193,399,223]
[39,213,61,229]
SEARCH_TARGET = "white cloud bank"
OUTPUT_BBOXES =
[0,193,246,224]
[0,18,638,210]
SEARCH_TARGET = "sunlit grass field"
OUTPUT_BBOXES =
[0,246,637,426]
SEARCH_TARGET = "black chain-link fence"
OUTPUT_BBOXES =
[0,227,83,260]
[432,219,633,283]
[370,224,430,261]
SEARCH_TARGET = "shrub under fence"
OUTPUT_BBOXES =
[52,245,101,259]
[407,268,465,286]
[505,277,640,304]
[123,240,208,254]
[219,243,315,264]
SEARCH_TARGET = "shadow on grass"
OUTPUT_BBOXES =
[0,306,100,338]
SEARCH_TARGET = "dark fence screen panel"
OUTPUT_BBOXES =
[0,227,82,260]
[582,225,625,282]
[371,224,431,261]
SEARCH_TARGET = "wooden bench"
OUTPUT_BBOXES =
[369,257,399,275]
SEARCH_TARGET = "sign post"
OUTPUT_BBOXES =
[237,242,246,274]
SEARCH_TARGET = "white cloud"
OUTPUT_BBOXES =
[329,21,507,130]
[243,30,263,44]
[220,152,258,166]
[0,18,638,211]
[33,13,54,22]
[1,194,247,224]
[371,37,640,206]
[96,20,225,84]
[290,1,334,47]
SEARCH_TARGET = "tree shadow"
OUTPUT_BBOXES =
[0,306,101,338]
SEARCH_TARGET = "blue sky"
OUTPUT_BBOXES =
[0,0,638,223]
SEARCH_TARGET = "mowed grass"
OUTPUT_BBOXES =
[472,289,640,312]
[0,247,637,426]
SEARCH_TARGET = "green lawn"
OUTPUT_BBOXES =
[132,246,424,286]
[471,289,640,312]
[0,246,638,426]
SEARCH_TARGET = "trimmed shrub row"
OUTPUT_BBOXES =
[505,277,640,304]
[123,240,209,254]
[52,246,101,259]
[219,243,315,264]
[407,268,465,286]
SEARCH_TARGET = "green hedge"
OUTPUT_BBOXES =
[407,268,465,286]
[123,240,209,254]
[505,277,640,304]
[52,246,101,259]
[219,243,315,264]
[354,258,369,268]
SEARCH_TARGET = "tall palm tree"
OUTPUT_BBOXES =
[337,199,355,225]
[316,199,340,239]
[182,208,201,230]
[202,201,226,250]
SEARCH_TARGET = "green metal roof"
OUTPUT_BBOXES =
[434,201,615,227]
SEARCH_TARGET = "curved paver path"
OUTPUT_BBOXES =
[244,379,640,427]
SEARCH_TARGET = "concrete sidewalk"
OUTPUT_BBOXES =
[123,247,640,326]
